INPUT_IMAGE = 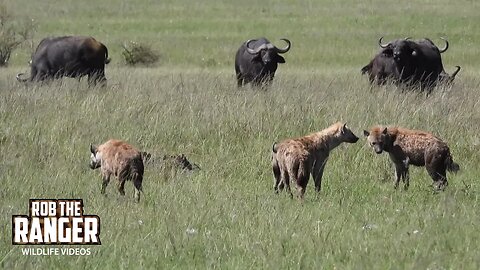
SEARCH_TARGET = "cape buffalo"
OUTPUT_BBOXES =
[16,36,110,86]
[235,37,291,87]
[362,37,460,90]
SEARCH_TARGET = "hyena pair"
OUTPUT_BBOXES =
[272,122,459,199]
[90,139,144,202]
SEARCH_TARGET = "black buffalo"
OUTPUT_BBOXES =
[235,37,291,87]
[16,36,110,86]
[362,37,460,89]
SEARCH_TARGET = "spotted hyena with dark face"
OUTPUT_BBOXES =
[363,126,459,190]
[90,139,144,202]
[272,122,359,200]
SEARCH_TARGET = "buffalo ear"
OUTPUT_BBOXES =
[276,55,286,63]
[90,144,97,154]
[382,128,388,134]
[382,48,393,57]
[363,130,370,137]
[361,65,370,74]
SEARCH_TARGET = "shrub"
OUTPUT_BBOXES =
[0,5,36,67]
[121,41,159,66]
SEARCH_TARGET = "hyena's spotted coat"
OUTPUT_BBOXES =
[363,126,459,190]
[89,139,144,202]
[272,122,359,199]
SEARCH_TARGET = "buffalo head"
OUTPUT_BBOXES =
[245,38,291,65]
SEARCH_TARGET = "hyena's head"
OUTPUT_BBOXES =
[363,127,388,154]
[339,123,359,143]
[89,144,102,169]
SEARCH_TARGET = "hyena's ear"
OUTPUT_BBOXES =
[341,123,347,134]
[382,128,388,134]
[90,144,97,154]
[363,130,370,137]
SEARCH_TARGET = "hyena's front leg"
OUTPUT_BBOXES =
[402,158,410,190]
[101,173,111,195]
[312,158,327,193]
[394,162,408,190]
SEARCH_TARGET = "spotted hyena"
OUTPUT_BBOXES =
[272,122,359,199]
[89,139,144,202]
[363,126,459,190]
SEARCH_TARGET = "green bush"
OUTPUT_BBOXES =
[0,4,35,67]
[121,41,159,66]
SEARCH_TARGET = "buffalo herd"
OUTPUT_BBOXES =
[16,35,461,91]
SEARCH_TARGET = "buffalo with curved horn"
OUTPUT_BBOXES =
[363,36,460,90]
[235,37,291,87]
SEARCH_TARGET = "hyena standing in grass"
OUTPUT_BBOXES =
[272,122,359,199]
[363,126,459,190]
[89,139,144,202]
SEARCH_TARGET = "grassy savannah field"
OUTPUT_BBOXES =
[1,0,480,269]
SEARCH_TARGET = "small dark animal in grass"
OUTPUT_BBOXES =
[364,126,459,191]
[235,37,291,87]
[90,139,144,202]
[272,122,359,200]
[362,37,460,89]
[17,36,110,86]
[141,152,200,171]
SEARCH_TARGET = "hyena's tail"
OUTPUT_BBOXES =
[446,153,460,173]
[272,142,278,153]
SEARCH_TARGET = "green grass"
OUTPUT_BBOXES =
[1,0,480,269]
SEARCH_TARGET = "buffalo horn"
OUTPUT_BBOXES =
[439,37,449,53]
[16,73,28,82]
[246,39,264,54]
[274,38,291,54]
[378,36,389,48]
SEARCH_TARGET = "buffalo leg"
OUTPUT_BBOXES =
[235,63,243,87]
[88,70,107,87]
